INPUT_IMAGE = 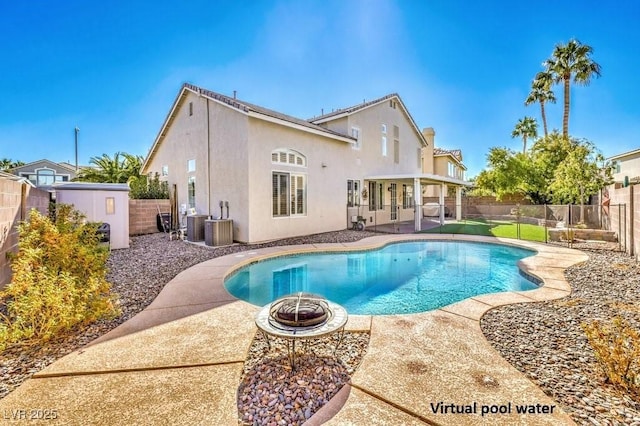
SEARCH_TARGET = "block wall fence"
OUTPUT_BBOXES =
[129,199,171,235]
[0,178,50,288]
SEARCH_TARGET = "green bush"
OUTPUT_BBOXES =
[582,317,640,401]
[129,172,170,199]
[0,205,120,350]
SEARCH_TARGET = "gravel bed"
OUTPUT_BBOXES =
[481,244,640,426]
[238,331,370,425]
[0,229,378,400]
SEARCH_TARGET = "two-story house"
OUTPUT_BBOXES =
[142,83,469,243]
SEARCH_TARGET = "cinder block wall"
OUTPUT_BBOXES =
[605,184,639,259]
[0,179,50,288]
[129,199,171,235]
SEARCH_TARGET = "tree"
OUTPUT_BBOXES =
[475,131,611,206]
[75,152,143,183]
[549,139,613,221]
[0,158,25,171]
[511,116,538,153]
[525,71,556,137]
[474,147,547,203]
[543,39,601,139]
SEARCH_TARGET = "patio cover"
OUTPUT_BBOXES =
[363,173,473,231]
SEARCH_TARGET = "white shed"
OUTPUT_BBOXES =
[53,182,130,249]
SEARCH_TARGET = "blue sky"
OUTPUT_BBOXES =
[1,0,638,177]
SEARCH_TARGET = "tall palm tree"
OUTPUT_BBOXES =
[525,71,556,137]
[75,152,143,183]
[512,116,538,153]
[543,39,601,139]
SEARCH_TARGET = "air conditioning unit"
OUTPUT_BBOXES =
[205,219,233,246]
[187,214,208,242]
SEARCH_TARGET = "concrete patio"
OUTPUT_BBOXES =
[0,234,588,425]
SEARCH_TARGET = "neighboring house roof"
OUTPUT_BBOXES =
[0,170,35,186]
[607,148,640,161]
[433,147,466,169]
[9,159,77,173]
[143,83,356,172]
[309,93,428,147]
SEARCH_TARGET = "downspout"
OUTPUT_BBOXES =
[206,97,212,218]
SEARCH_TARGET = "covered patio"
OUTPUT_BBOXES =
[352,173,472,232]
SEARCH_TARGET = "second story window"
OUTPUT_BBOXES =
[351,127,361,150]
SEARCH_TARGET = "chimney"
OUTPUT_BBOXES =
[422,127,435,146]
[233,90,237,99]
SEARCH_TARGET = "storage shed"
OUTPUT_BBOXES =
[53,182,130,249]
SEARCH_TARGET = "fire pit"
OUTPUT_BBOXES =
[269,293,330,328]
[255,293,348,369]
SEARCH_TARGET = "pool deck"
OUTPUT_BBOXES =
[0,234,588,425]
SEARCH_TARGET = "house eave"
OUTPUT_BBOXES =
[364,173,472,186]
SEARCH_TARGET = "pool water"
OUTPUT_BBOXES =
[224,241,539,315]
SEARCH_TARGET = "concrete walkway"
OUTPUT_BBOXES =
[0,235,588,425]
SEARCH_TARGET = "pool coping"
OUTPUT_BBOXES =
[0,234,588,425]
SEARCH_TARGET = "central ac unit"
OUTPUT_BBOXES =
[205,219,233,246]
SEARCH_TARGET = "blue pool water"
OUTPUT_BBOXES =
[224,241,539,315]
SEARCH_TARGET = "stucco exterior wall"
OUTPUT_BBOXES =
[144,92,251,241]
[612,153,640,183]
[246,118,351,242]
[56,189,130,249]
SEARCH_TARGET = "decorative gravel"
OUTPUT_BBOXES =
[238,331,370,425]
[2,232,639,426]
[481,243,640,426]
[0,230,378,400]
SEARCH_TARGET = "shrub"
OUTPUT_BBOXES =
[582,317,640,401]
[129,172,170,199]
[0,205,119,350]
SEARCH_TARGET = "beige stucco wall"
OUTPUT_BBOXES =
[144,91,251,241]
[55,189,130,249]
[145,91,433,243]
[246,119,351,242]
[612,153,640,183]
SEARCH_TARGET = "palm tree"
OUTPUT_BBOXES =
[512,116,538,153]
[525,71,556,137]
[543,39,601,139]
[0,158,25,171]
[75,152,143,183]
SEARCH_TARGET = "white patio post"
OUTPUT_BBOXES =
[439,183,445,225]
[414,178,422,232]
[456,186,462,220]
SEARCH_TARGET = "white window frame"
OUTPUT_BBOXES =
[381,124,387,134]
[271,149,306,167]
[187,159,196,173]
[351,127,361,150]
[272,171,306,217]
[382,136,387,156]
[161,165,169,177]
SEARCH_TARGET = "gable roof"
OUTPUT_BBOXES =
[608,148,640,161]
[9,159,77,173]
[434,147,466,169]
[143,83,356,171]
[309,93,428,147]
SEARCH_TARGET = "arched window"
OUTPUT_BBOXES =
[36,168,55,186]
[271,149,306,167]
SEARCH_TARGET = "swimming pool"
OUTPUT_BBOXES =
[224,241,539,315]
